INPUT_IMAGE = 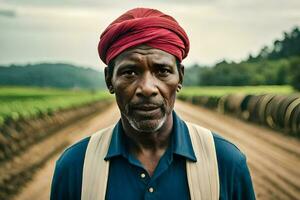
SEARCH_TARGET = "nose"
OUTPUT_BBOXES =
[136,72,158,98]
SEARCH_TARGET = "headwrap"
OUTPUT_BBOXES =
[98,8,190,65]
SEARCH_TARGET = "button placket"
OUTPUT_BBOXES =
[139,170,149,185]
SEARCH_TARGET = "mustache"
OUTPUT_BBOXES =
[130,102,163,108]
[127,99,165,111]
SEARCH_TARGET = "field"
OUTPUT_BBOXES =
[179,85,296,97]
[1,86,300,200]
[0,87,113,125]
[1,85,296,126]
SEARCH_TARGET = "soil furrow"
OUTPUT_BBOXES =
[175,101,300,199]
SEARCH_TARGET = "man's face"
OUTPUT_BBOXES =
[105,45,183,133]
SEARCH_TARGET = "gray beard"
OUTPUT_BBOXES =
[123,112,167,133]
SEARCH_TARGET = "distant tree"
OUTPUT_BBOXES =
[0,63,106,89]
[276,64,288,85]
[257,46,270,60]
[183,64,202,86]
[253,26,300,61]
[289,57,300,91]
[247,54,256,62]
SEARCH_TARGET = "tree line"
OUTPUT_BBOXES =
[0,63,106,89]
[184,27,300,91]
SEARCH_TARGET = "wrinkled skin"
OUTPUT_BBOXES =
[105,45,184,135]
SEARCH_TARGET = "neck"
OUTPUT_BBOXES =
[121,113,173,153]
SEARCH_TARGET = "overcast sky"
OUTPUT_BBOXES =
[0,0,299,70]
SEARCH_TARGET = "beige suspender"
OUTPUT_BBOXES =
[81,122,219,200]
[185,122,219,200]
[81,126,113,200]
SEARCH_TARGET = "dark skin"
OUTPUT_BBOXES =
[105,45,184,176]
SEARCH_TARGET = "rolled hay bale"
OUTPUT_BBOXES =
[265,95,286,129]
[292,105,300,136]
[177,95,187,101]
[284,98,300,136]
[296,106,300,135]
[191,96,209,107]
[247,95,265,122]
[197,96,205,105]
[199,96,209,106]
[224,94,248,115]
[217,95,228,114]
[257,94,276,125]
[205,96,220,109]
[191,96,200,105]
[277,95,300,129]
[252,94,269,124]
[185,96,193,104]
[240,95,254,120]
[240,94,253,112]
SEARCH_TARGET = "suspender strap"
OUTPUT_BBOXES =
[81,122,219,200]
[81,126,113,200]
[186,122,220,200]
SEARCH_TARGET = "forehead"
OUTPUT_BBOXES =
[113,45,177,67]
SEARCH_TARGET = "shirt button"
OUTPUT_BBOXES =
[148,187,154,193]
[140,173,146,178]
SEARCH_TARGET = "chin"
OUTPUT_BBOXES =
[127,114,167,133]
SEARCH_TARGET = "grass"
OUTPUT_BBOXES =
[178,85,297,98]
[0,86,113,125]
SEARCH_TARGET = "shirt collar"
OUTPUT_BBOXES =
[171,111,197,162]
[104,111,197,162]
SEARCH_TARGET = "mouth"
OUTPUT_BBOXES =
[131,104,162,116]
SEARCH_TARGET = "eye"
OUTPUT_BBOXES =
[158,68,171,76]
[122,70,136,77]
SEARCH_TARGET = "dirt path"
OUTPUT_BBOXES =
[13,101,300,200]
[13,103,119,200]
[174,101,300,200]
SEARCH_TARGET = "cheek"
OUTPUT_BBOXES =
[113,80,136,107]
[160,81,179,107]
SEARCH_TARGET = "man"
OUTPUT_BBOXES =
[50,8,255,200]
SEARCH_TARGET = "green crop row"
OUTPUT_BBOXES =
[178,85,295,98]
[0,87,113,125]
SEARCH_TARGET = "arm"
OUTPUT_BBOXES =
[50,160,71,200]
[233,156,256,200]
[50,137,89,200]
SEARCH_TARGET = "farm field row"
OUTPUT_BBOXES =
[0,87,113,125]
[179,85,295,97]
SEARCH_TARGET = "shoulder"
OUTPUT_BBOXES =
[213,133,247,178]
[212,133,255,199]
[213,133,255,200]
[211,132,250,181]
[51,136,91,200]
[55,136,91,172]
[186,122,246,165]
[212,132,246,166]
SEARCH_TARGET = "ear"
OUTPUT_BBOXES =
[178,63,184,84]
[104,67,114,94]
[178,63,184,90]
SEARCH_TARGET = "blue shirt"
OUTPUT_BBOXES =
[50,112,255,200]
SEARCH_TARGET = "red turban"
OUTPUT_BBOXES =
[98,8,190,65]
